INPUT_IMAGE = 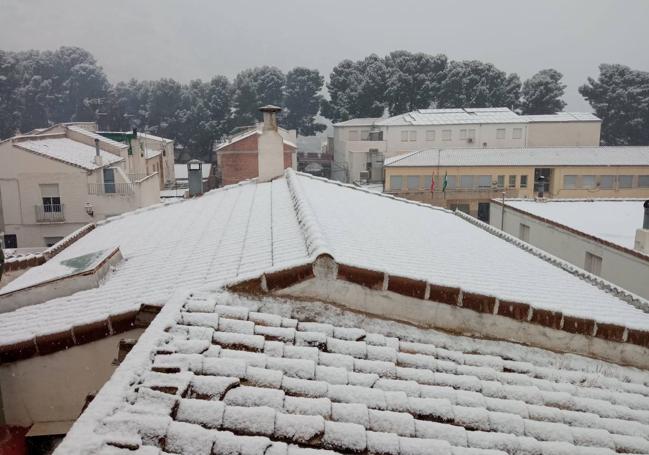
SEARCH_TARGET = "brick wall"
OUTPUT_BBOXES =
[217,133,295,186]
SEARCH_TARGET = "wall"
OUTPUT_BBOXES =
[217,133,295,186]
[527,122,601,147]
[490,203,649,300]
[0,329,143,427]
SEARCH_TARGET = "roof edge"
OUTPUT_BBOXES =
[454,209,649,312]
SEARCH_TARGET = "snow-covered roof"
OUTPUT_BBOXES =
[502,199,647,252]
[174,163,212,180]
[3,170,649,354]
[57,289,649,454]
[137,132,173,144]
[66,125,130,150]
[13,137,123,170]
[334,109,600,128]
[384,147,649,168]
[215,126,297,151]
[523,112,601,123]
[333,117,382,127]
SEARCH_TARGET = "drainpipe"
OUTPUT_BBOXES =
[500,192,506,230]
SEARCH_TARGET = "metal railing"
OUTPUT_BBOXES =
[88,183,135,195]
[35,204,65,222]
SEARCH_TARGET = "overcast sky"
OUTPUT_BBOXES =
[2,0,648,111]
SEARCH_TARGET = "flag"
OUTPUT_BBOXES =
[430,174,435,193]
[442,171,448,193]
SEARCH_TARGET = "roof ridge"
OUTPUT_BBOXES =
[453,209,649,313]
[285,169,332,258]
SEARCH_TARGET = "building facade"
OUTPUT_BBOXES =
[384,146,649,221]
[490,199,649,300]
[214,107,298,186]
[0,123,163,248]
[332,108,601,183]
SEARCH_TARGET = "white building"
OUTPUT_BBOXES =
[0,123,164,248]
[333,108,601,183]
[490,198,649,300]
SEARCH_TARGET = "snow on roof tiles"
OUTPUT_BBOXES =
[56,290,649,454]
[384,146,649,167]
[2,171,649,350]
[503,199,647,251]
[14,137,123,170]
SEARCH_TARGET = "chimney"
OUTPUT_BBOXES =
[257,105,285,182]
[634,200,649,254]
[132,127,138,138]
[94,138,103,166]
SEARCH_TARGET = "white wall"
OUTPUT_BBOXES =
[490,203,649,300]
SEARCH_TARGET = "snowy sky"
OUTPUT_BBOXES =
[2,0,648,111]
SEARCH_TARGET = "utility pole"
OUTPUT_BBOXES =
[501,192,506,230]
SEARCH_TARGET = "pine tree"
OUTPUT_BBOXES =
[520,69,567,114]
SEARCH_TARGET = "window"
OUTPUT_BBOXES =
[423,175,433,190]
[103,168,116,194]
[446,175,457,190]
[496,128,506,139]
[390,175,403,191]
[477,175,491,188]
[3,234,17,249]
[639,175,649,188]
[519,224,530,242]
[508,175,516,188]
[348,130,359,141]
[585,252,603,276]
[426,130,435,141]
[44,236,64,248]
[400,131,409,142]
[407,175,420,191]
[520,175,528,188]
[563,175,577,189]
[442,129,452,141]
[599,175,615,189]
[497,175,505,189]
[368,130,383,141]
[408,130,417,142]
[581,175,596,189]
[459,175,474,189]
[459,129,467,140]
[618,175,633,188]
[40,184,61,212]
[360,129,370,141]
[512,128,523,139]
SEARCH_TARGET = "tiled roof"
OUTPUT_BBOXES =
[2,171,649,359]
[13,137,123,170]
[502,199,647,252]
[57,290,649,454]
[384,147,649,168]
[215,126,297,151]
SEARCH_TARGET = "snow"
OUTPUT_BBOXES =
[6,170,649,349]
[16,137,123,170]
[56,291,649,454]
[504,199,646,251]
[174,163,212,180]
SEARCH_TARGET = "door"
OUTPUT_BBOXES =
[103,168,116,193]
[4,234,17,249]
[477,202,490,223]
[534,168,553,196]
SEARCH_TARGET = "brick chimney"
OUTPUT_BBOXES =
[257,105,284,182]
[634,200,649,254]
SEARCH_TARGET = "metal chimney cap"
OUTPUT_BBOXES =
[259,105,282,113]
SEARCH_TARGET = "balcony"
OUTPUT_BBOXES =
[88,182,136,196]
[35,204,65,222]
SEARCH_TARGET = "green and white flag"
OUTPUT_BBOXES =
[442,171,448,193]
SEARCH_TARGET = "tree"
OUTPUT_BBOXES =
[321,55,388,123]
[384,51,447,115]
[437,60,520,109]
[232,66,285,126]
[283,67,325,135]
[520,69,567,114]
[0,50,21,138]
[580,64,649,145]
